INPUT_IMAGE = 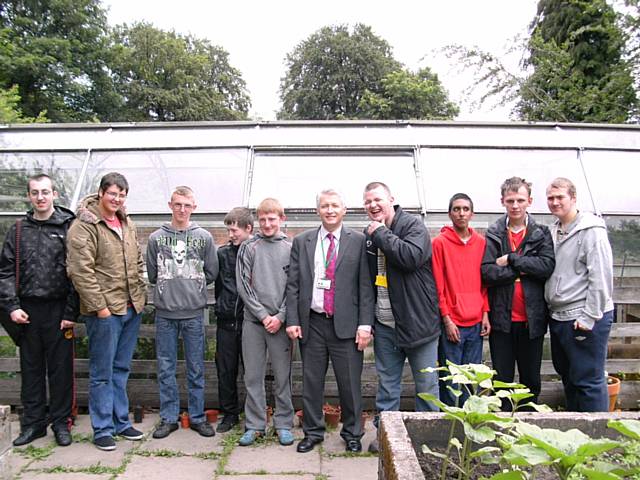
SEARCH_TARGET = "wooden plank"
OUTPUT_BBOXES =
[5,322,639,341]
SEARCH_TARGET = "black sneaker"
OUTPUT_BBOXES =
[190,421,215,437]
[152,421,179,439]
[216,415,239,433]
[94,436,116,451]
[118,426,144,441]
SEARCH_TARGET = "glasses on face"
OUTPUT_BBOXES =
[104,191,127,201]
[171,202,194,211]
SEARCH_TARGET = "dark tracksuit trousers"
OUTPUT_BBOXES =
[215,317,243,417]
[19,298,74,431]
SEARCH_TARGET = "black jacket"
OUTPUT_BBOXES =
[0,206,79,320]
[481,214,555,339]
[366,206,441,348]
[214,242,244,323]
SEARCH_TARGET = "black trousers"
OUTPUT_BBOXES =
[19,298,74,431]
[300,311,363,442]
[489,322,544,406]
[215,319,243,416]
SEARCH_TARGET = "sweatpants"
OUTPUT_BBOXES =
[241,320,293,431]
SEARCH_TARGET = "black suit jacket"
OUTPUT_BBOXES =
[286,225,374,344]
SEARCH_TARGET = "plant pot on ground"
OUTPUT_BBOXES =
[323,404,341,428]
[607,375,621,412]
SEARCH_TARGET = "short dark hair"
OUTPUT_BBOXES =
[99,172,129,194]
[500,176,531,197]
[448,193,474,213]
[224,207,254,230]
[27,173,55,193]
[363,181,392,196]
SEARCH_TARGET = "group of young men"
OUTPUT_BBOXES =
[0,171,614,455]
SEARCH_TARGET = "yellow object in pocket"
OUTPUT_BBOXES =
[375,275,388,288]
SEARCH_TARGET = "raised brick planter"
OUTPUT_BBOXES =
[0,405,12,480]
[378,411,640,480]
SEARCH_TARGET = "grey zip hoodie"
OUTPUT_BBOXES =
[544,211,613,329]
[146,222,218,319]
[236,231,291,324]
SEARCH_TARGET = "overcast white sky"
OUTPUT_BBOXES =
[102,0,539,121]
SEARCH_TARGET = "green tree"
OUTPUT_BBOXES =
[107,22,250,122]
[278,24,402,119]
[0,0,113,122]
[359,68,459,120]
[516,0,637,122]
[0,85,47,123]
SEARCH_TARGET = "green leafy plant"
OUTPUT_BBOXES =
[491,419,640,479]
[419,362,550,480]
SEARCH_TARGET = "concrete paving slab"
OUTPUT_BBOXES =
[30,440,128,469]
[139,424,225,455]
[19,472,111,480]
[225,441,319,475]
[218,476,316,480]
[10,447,34,470]
[116,454,217,479]
[322,455,379,479]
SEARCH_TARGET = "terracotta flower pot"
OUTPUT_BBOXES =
[361,411,369,429]
[295,409,304,427]
[205,409,219,424]
[180,412,190,429]
[607,375,621,412]
[266,406,273,425]
[323,404,341,428]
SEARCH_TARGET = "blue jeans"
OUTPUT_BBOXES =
[438,323,483,406]
[156,313,206,424]
[373,321,439,426]
[85,307,142,440]
[550,311,613,412]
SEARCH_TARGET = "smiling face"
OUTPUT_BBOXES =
[28,177,58,220]
[546,185,577,223]
[363,186,395,225]
[449,198,473,232]
[258,211,285,238]
[501,186,532,225]
[317,193,346,232]
[226,222,252,246]
[98,185,127,219]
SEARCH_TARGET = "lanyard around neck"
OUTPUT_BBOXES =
[320,234,338,270]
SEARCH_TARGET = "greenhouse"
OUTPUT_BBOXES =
[1,120,639,271]
[1,120,639,411]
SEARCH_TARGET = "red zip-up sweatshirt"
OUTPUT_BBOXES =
[431,226,489,327]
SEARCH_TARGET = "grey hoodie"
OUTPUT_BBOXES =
[545,211,613,329]
[236,231,291,324]
[146,222,218,319]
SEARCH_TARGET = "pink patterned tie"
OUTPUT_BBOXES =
[323,233,336,316]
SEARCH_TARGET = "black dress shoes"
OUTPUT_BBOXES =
[13,426,47,446]
[346,439,362,452]
[53,428,72,447]
[296,436,323,453]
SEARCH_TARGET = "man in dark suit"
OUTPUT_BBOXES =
[286,189,374,453]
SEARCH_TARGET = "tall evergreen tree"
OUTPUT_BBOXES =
[107,22,250,122]
[517,0,637,122]
[278,24,402,120]
[0,0,113,122]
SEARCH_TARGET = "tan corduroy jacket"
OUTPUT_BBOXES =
[67,194,146,316]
